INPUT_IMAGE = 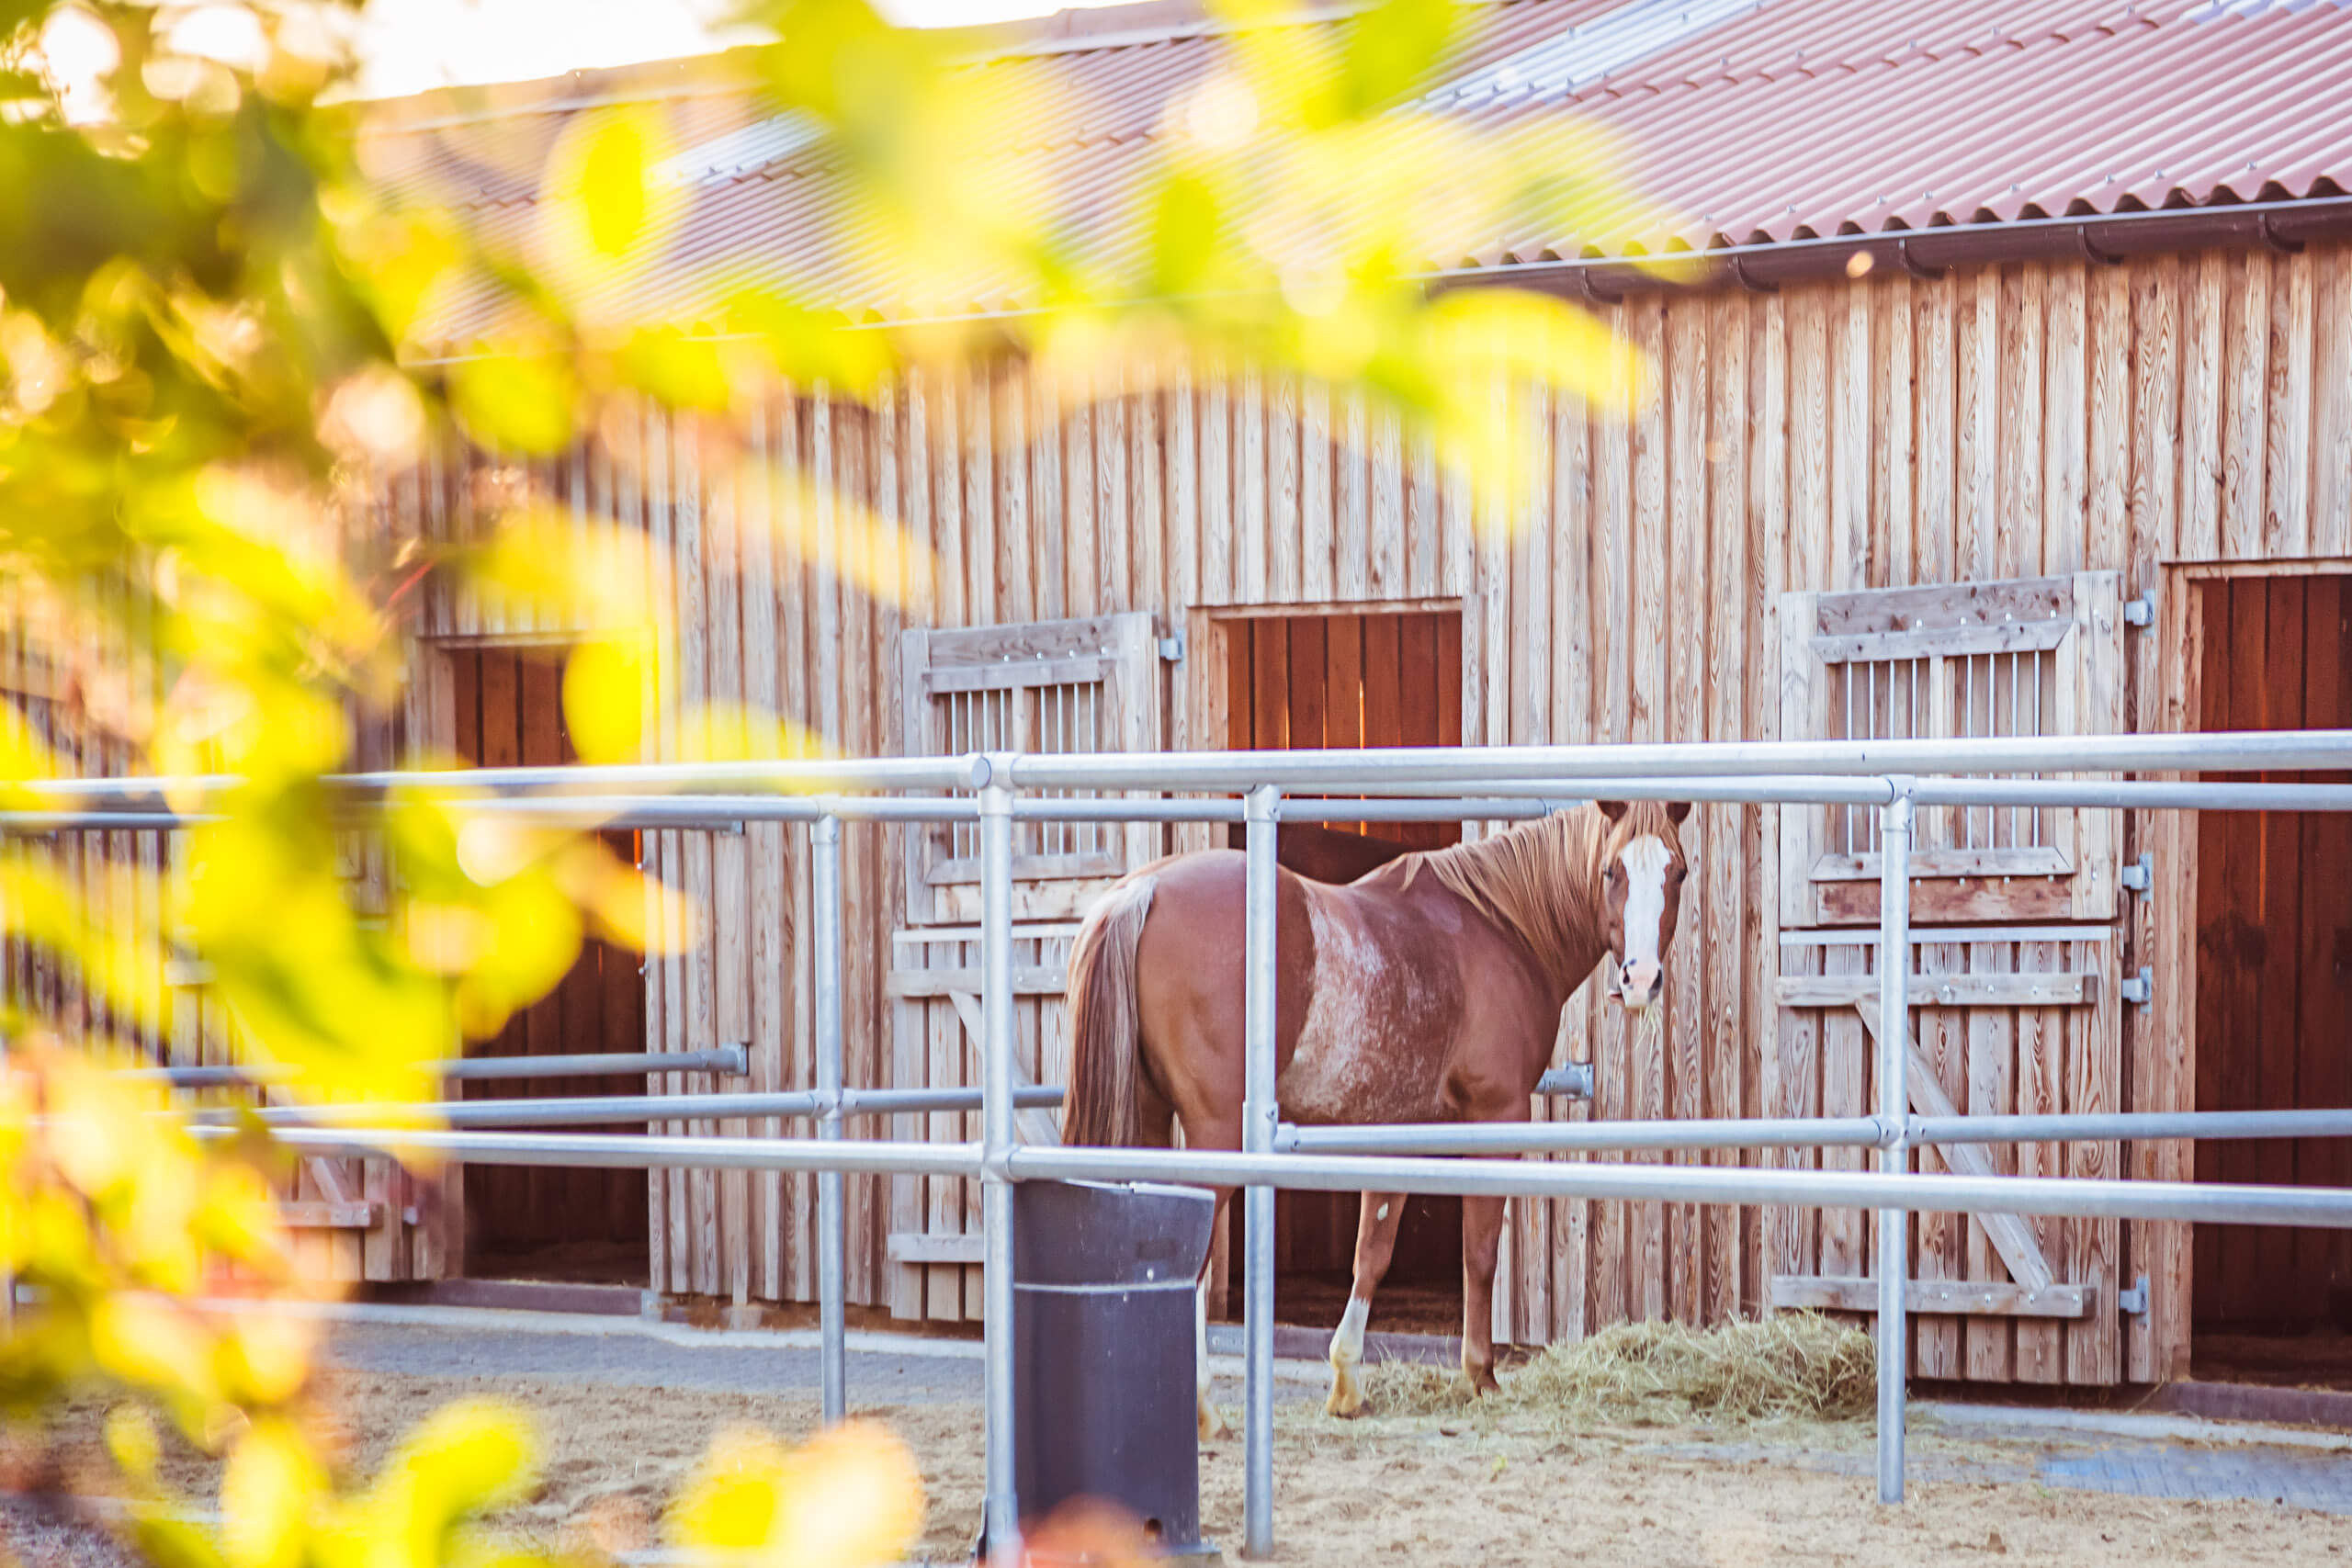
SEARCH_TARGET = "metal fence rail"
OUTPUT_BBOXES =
[27,727,2352,1567]
[127,1047,751,1089]
[191,1086,1066,1129]
[1289,1108,2352,1155]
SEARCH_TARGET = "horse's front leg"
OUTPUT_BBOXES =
[1459,1194,1507,1397]
[1327,1190,1406,1417]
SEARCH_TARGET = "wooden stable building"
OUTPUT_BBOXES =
[15,0,2352,1392]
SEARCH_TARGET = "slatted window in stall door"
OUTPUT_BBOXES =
[887,613,1164,1320]
[1771,572,2130,1384]
[1780,572,2126,927]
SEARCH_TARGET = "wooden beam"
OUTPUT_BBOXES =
[886,964,1067,998]
[1812,616,2075,665]
[1809,846,2072,882]
[280,1201,383,1230]
[300,1156,355,1206]
[1776,972,2096,1010]
[1771,1275,2092,1318]
[923,654,1116,695]
[1855,1004,2057,1292]
[888,1231,985,1266]
[944,989,1063,1147]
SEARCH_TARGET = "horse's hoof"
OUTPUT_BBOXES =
[1453,1371,1500,1401]
[1327,1359,1371,1419]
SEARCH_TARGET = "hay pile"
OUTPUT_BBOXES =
[1356,1313,1874,1429]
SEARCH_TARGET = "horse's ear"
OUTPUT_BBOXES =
[1596,800,1629,822]
[1666,801,1693,825]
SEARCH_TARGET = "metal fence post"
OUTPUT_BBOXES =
[1242,784,1281,1559]
[1876,780,1915,1505]
[812,810,847,1427]
[978,771,1023,1568]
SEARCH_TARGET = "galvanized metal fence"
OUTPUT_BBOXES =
[20,728,2352,1564]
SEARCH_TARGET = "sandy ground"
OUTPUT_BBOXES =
[11,1350,2352,1568]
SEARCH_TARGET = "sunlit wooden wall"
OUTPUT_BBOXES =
[8,238,2336,1379]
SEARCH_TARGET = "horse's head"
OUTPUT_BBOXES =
[1596,799,1692,1011]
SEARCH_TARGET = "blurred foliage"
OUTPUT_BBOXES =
[0,0,1645,1559]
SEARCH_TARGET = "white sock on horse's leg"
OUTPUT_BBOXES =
[1329,1294,1369,1368]
[1196,1277,1225,1438]
[1326,1294,1371,1416]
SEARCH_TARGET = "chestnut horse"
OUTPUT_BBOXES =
[1061,800,1692,1434]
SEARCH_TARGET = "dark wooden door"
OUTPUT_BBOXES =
[2194,576,2352,1343]
[448,646,650,1280]
[1223,609,1464,1323]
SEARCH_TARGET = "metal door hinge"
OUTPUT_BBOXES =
[1536,1063,1596,1100]
[2123,592,2155,628]
[2120,966,2154,1008]
[2120,852,2154,896]
[2118,1274,2150,1319]
[1158,631,1186,662]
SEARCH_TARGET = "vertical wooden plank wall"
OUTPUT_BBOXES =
[315,243,2352,1369]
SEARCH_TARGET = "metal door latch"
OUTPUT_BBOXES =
[1158,631,1186,661]
[2120,852,2154,896]
[2123,593,2155,628]
[2120,966,2154,1008]
[2118,1275,2150,1319]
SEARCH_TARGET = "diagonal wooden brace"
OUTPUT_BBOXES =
[1854,1004,2054,1292]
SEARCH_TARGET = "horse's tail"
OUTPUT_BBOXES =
[1061,874,1157,1147]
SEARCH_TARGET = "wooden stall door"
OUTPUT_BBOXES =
[1772,573,2129,1386]
[1224,607,1464,1331]
[887,614,1163,1322]
[2191,576,2352,1363]
[448,645,650,1283]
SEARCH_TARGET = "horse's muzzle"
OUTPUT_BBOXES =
[1616,960,1664,1010]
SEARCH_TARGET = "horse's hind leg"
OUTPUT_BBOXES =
[1459,1194,1506,1396]
[1196,1188,1234,1439]
[1327,1190,1407,1417]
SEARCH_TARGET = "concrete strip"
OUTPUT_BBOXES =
[193,1295,1328,1384]
[1922,1399,2352,1452]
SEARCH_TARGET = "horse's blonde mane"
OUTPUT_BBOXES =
[1405,803,1672,985]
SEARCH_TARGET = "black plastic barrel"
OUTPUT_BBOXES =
[1012,1178,1218,1560]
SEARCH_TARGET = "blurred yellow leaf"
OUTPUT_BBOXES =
[43,1053,156,1198]
[561,637,650,764]
[577,111,662,259]
[216,1311,319,1408]
[0,703,59,808]
[369,1396,541,1527]
[673,703,831,770]
[1419,287,1647,412]
[105,1402,164,1481]
[90,1296,220,1406]
[192,1161,289,1267]
[620,327,736,412]
[221,1418,322,1568]
[469,505,669,643]
[1333,0,1464,119]
[752,462,935,611]
[533,104,688,331]
[671,1421,923,1568]
[553,838,699,957]
[449,355,577,457]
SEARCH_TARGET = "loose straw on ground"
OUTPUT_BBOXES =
[1351,1314,1875,1430]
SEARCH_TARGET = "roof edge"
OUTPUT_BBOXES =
[395,194,2352,362]
[1433,195,2352,307]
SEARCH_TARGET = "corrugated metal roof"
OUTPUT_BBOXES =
[360,0,2352,336]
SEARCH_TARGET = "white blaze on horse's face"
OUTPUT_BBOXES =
[1615,834,1671,1010]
